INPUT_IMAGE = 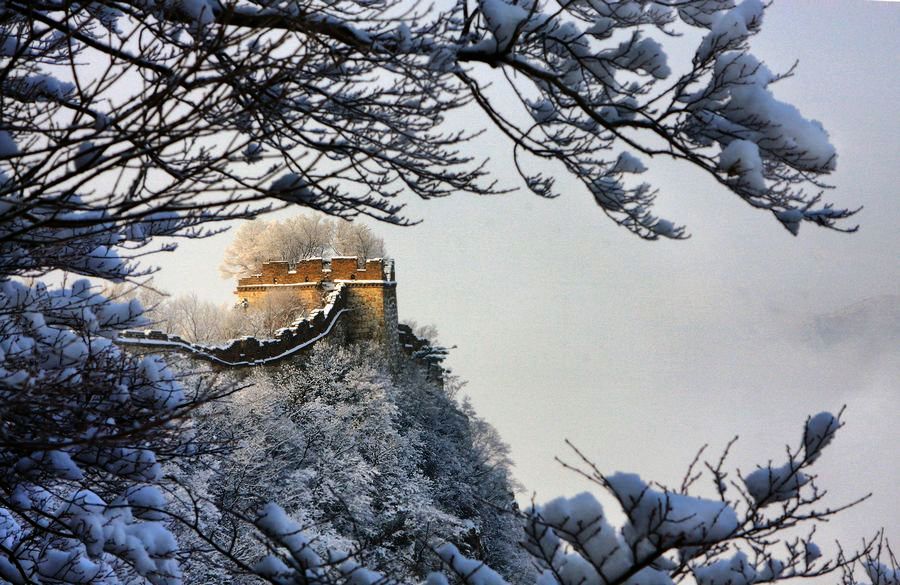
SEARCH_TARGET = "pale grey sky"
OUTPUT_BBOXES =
[153,0,898,551]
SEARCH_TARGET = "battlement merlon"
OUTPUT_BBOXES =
[236,257,394,288]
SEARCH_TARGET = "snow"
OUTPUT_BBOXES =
[719,139,765,193]
[243,142,264,163]
[437,542,509,585]
[126,485,167,520]
[586,17,615,39]
[306,12,373,44]
[135,354,185,409]
[479,0,530,50]
[255,503,323,570]
[697,0,764,63]
[523,486,733,585]
[528,98,557,123]
[254,554,293,580]
[426,572,450,585]
[10,485,52,516]
[121,306,351,366]
[239,281,319,288]
[774,208,803,236]
[693,551,757,585]
[428,45,459,72]
[0,507,20,550]
[757,558,784,581]
[606,473,739,546]
[614,152,647,174]
[741,414,837,504]
[865,561,900,585]
[803,411,838,463]
[708,53,836,172]
[743,462,809,505]
[334,279,394,284]
[0,484,184,583]
[0,35,21,57]
[74,141,104,171]
[93,112,111,131]
[167,0,215,26]
[73,245,125,277]
[395,22,413,52]
[23,73,75,99]
[269,172,317,204]
[678,1,735,28]
[650,218,677,238]
[804,540,821,565]
[340,558,386,585]
[618,36,671,79]
[538,492,631,579]
[33,450,84,481]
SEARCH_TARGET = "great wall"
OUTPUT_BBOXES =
[119,257,437,369]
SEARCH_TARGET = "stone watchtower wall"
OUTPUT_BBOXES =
[235,257,399,353]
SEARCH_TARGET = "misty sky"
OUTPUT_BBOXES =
[151,1,898,551]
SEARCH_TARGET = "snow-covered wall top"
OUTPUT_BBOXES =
[119,285,350,367]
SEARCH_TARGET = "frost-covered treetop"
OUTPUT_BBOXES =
[0,0,857,241]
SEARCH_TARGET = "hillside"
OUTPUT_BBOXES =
[166,338,531,583]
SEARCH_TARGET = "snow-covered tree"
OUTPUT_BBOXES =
[101,284,302,342]
[220,222,283,281]
[331,223,387,262]
[168,341,529,583]
[1,0,857,240]
[0,246,217,581]
[155,293,229,344]
[219,215,386,278]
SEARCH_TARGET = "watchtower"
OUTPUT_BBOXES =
[235,257,399,353]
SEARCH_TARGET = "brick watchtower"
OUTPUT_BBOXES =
[235,257,399,353]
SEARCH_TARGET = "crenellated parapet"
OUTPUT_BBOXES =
[119,285,351,366]
[235,257,393,289]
